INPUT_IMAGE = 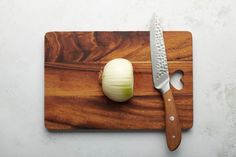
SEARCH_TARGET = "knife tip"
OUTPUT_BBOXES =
[150,13,160,28]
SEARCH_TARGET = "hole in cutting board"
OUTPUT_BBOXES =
[170,70,184,90]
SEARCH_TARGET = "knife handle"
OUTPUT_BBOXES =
[163,89,182,151]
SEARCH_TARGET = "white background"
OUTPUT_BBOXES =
[1,0,236,156]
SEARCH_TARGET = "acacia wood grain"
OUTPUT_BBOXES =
[44,31,193,130]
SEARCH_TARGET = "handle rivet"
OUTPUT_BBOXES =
[168,98,171,102]
[169,116,175,121]
[172,135,176,139]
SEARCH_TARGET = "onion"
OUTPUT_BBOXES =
[100,58,134,102]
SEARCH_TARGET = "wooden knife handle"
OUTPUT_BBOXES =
[163,89,182,151]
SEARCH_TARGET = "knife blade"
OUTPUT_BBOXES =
[150,15,182,151]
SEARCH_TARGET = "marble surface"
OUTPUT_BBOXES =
[0,0,236,156]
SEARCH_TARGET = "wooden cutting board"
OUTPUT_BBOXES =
[45,31,193,130]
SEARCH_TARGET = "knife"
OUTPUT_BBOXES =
[150,15,182,151]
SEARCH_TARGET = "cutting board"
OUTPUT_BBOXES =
[45,31,193,130]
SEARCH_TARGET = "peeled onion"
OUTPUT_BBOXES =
[101,58,134,102]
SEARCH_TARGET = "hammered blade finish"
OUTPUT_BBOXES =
[150,15,170,93]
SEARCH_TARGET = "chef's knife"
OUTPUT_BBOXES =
[150,15,182,151]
